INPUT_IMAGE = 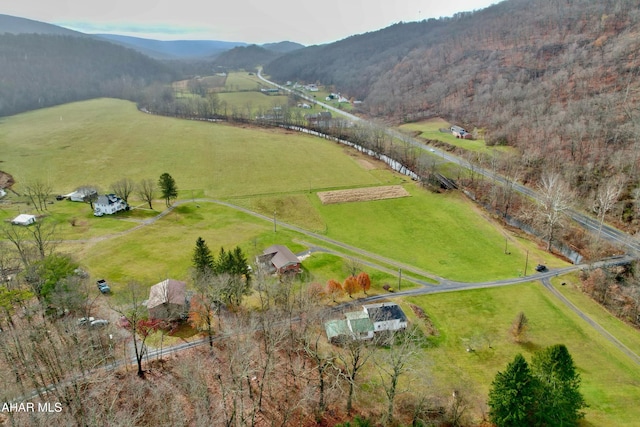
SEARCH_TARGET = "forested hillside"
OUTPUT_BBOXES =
[0,34,176,116]
[265,0,640,208]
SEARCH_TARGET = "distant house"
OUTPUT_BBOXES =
[324,302,408,343]
[147,279,188,320]
[305,111,332,126]
[11,214,36,226]
[0,188,6,199]
[450,125,473,140]
[94,194,128,217]
[256,245,301,274]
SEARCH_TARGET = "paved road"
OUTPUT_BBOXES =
[258,69,640,258]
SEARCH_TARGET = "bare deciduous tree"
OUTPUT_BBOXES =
[536,172,573,252]
[592,175,625,241]
[24,179,53,212]
[112,178,135,203]
[137,179,156,209]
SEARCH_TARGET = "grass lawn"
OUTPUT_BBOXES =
[217,91,289,112]
[399,118,511,154]
[224,72,264,91]
[405,282,640,426]
[550,273,640,357]
[312,184,563,282]
[0,98,383,198]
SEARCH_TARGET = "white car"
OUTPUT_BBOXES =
[77,317,95,326]
[90,319,109,327]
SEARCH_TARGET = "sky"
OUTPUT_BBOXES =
[2,0,503,46]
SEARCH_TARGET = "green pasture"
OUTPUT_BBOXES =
[224,72,263,91]
[399,118,510,154]
[550,274,640,357]
[406,282,640,426]
[218,91,289,112]
[311,185,561,282]
[0,98,382,198]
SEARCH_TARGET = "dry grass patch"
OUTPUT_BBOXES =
[317,185,410,204]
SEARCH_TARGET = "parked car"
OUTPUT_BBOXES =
[90,319,109,327]
[96,279,111,294]
[535,264,547,272]
[77,317,95,326]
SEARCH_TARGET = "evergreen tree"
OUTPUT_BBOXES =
[192,237,214,275]
[531,344,587,426]
[158,172,178,207]
[212,246,252,306]
[488,353,536,427]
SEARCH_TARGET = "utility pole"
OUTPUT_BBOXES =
[524,250,529,276]
[273,210,277,233]
[398,268,402,291]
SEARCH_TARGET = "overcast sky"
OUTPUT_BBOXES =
[3,0,503,45]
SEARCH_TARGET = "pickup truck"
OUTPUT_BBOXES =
[96,279,111,294]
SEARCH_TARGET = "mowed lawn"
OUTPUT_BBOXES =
[311,184,561,282]
[399,117,512,154]
[0,98,382,197]
[406,283,640,426]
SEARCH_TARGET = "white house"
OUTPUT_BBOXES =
[0,188,6,199]
[363,303,408,333]
[94,194,128,217]
[11,214,36,226]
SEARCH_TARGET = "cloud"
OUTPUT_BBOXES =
[56,21,211,38]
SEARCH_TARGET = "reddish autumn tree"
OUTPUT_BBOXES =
[327,279,343,302]
[343,276,358,298]
[356,272,371,295]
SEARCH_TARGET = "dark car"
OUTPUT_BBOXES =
[535,264,547,272]
[96,279,111,294]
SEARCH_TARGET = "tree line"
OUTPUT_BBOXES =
[0,33,177,117]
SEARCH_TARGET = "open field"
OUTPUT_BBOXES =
[317,185,410,204]
[399,117,511,153]
[0,98,384,198]
[313,185,563,282]
[405,282,640,426]
[550,273,640,357]
[224,71,264,91]
[218,91,289,112]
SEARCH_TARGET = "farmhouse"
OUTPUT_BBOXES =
[325,302,407,343]
[11,214,36,226]
[94,194,128,216]
[450,125,473,139]
[256,245,301,274]
[147,279,188,321]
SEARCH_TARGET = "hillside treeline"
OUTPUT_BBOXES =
[265,0,640,207]
[0,34,177,117]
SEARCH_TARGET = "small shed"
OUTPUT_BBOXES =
[11,214,36,226]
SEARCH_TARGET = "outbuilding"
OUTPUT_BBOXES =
[11,214,36,226]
